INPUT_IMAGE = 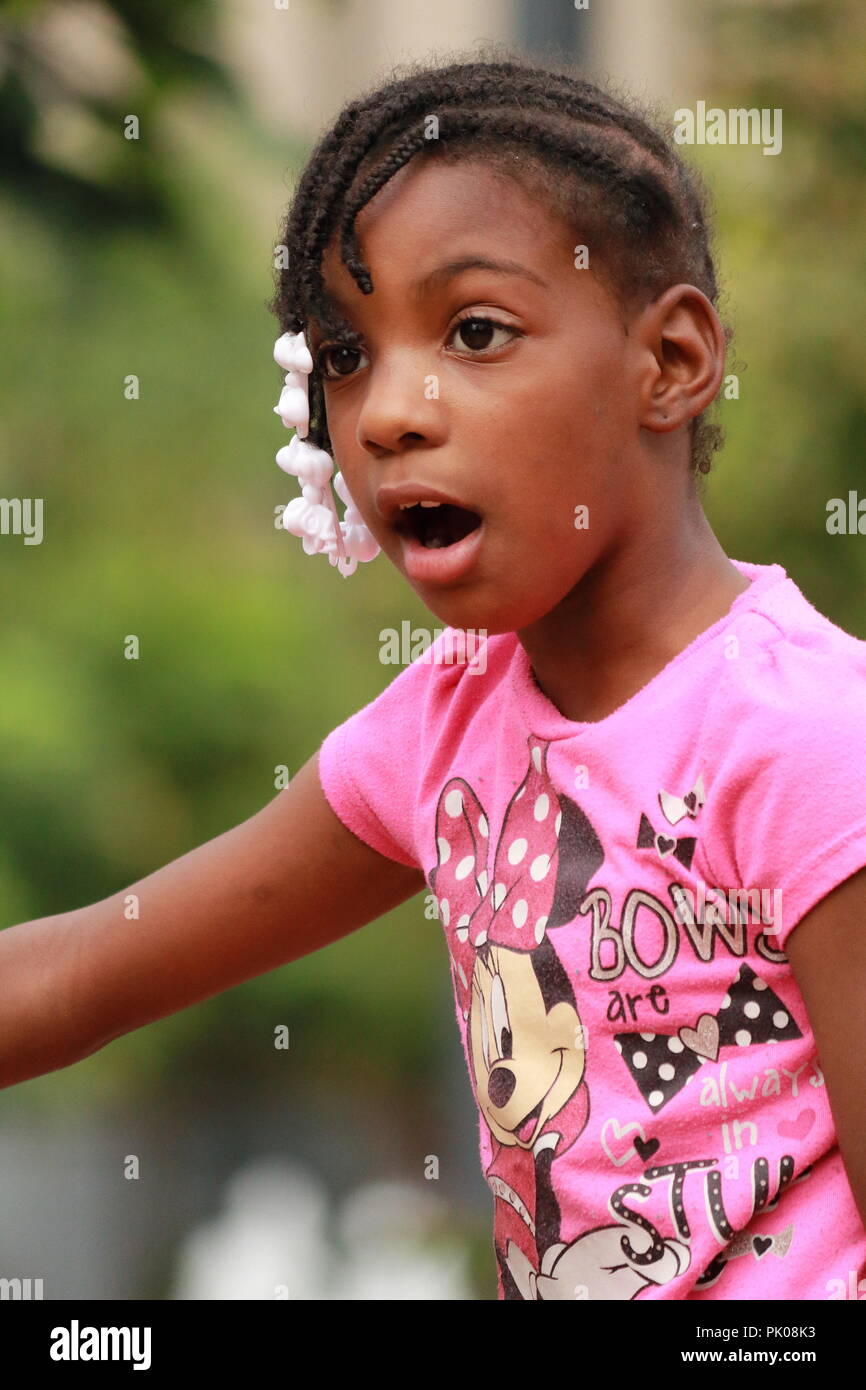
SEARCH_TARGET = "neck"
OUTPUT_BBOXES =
[516,487,750,724]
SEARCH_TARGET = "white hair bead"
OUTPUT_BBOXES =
[272,331,380,577]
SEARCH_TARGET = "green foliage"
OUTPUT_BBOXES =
[695,0,866,633]
[0,17,442,1115]
[0,0,238,234]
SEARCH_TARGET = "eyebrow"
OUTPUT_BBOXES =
[313,254,547,337]
[411,256,548,299]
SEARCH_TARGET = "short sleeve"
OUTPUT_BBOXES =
[697,635,866,951]
[316,629,468,870]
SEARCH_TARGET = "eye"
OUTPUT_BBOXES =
[477,987,491,1072]
[490,973,512,1061]
[315,315,518,379]
[316,342,370,380]
[449,315,519,354]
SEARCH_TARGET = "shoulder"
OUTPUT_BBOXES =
[706,585,866,767]
[368,624,516,726]
[316,626,517,868]
[320,623,517,779]
[697,588,866,945]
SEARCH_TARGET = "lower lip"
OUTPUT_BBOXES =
[399,520,484,585]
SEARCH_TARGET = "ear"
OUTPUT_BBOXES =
[633,283,727,436]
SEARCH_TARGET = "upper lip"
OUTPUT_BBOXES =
[375,481,481,526]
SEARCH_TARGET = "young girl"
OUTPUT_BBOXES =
[3,50,866,1302]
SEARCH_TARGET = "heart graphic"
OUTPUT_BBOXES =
[752,1235,773,1258]
[678,1014,720,1062]
[601,1117,647,1167]
[777,1109,816,1141]
[634,1135,660,1163]
[684,791,698,814]
[656,835,676,856]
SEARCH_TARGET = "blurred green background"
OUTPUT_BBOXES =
[0,0,863,1299]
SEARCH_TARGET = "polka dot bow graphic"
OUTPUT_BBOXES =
[429,735,604,1021]
[615,964,804,1114]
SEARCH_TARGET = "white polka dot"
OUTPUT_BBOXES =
[534,916,548,943]
[474,929,487,946]
[477,870,488,895]
[640,1032,656,1042]
[512,899,528,928]
[554,810,562,835]
[735,1029,752,1046]
[534,794,550,821]
[744,1001,760,1019]
[437,836,451,864]
[659,1063,675,1081]
[719,994,731,1009]
[530,854,551,881]
[614,1040,622,1054]
[493,881,507,909]
[478,814,489,838]
[507,838,528,865]
[457,963,467,988]
[633,1051,647,1069]
[440,899,450,926]
[649,1090,664,1107]
[445,789,464,817]
[773,1010,789,1029]
[753,977,768,990]
[457,913,470,928]
[531,746,542,771]
[667,1037,684,1052]
[455,855,475,881]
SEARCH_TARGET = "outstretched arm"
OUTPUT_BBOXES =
[0,749,427,1088]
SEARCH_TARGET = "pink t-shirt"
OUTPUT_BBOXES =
[317,558,866,1301]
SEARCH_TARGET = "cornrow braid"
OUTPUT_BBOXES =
[269,48,730,477]
[338,110,680,297]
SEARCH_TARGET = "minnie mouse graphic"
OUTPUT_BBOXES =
[430,735,691,1299]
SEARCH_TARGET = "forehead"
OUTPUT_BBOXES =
[317,156,574,310]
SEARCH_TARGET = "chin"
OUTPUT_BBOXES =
[412,589,527,638]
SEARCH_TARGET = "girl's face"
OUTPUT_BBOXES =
[309,156,652,634]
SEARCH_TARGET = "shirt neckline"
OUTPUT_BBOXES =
[510,558,789,740]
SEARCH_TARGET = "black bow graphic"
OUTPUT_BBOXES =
[615,964,803,1114]
[637,812,696,870]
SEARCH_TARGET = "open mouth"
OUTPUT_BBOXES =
[515,1098,543,1144]
[397,501,482,549]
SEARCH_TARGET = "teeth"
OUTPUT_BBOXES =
[398,499,442,509]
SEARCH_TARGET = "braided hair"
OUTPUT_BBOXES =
[269,47,730,478]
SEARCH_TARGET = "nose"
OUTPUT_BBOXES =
[355,352,446,457]
[488,1065,517,1109]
